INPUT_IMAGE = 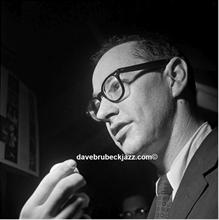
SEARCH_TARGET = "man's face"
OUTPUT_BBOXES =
[92,41,174,156]
[122,195,149,219]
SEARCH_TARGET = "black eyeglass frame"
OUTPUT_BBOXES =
[87,59,170,120]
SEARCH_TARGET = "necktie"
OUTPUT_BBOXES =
[154,174,173,219]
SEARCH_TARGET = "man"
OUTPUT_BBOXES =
[20,34,218,218]
[119,194,150,219]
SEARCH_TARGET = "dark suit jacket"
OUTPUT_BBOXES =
[147,128,218,219]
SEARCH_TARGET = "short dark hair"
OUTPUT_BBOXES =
[91,33,197,111]
[91,33,182,65]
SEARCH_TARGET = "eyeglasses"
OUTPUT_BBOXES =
[119,207,149,218]
[87,59,170,122]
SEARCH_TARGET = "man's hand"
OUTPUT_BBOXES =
[20,159,89,219]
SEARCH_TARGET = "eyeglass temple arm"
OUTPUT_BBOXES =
[118,59,170,73]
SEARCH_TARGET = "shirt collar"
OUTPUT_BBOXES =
[156,122,212,200]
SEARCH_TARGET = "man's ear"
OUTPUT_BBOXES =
[164,57,188,98]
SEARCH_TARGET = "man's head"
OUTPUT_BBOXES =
[120,194,149,219]
[88,34,196,156]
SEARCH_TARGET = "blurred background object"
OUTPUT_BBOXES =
[119,194,150,219]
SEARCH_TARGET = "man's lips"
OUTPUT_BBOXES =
[110,122,132,137]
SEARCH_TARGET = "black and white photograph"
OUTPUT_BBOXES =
[0,0,218,219]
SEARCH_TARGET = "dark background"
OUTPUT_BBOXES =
[1,0,218,218]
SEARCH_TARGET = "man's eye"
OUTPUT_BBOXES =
[109,81,120,92]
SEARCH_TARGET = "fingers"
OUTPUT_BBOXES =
[55,196,88,219]
[44,173,86,215]
[81,214,92,219]
[49,160,79,174]
[75,192,90,208]
[20,159,89,219]
[26,159,77,207]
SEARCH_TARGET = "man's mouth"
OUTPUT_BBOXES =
[111,122,132,142]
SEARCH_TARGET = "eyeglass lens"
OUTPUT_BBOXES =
[89,76,123,120]
[103,75,123,100]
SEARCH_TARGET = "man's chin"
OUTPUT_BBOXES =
[118,140,142,155]
[119,138,154,156]
[114,140,131,154]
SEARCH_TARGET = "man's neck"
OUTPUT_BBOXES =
[155,103,203,175]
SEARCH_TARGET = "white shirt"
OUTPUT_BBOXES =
[156,122,212,201]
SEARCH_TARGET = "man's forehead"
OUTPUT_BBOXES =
[92,41,142,94]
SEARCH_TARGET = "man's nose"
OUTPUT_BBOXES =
[96,97,119,122]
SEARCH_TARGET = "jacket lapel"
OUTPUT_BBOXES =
[168,172,207,218]
[168,128,218,219]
